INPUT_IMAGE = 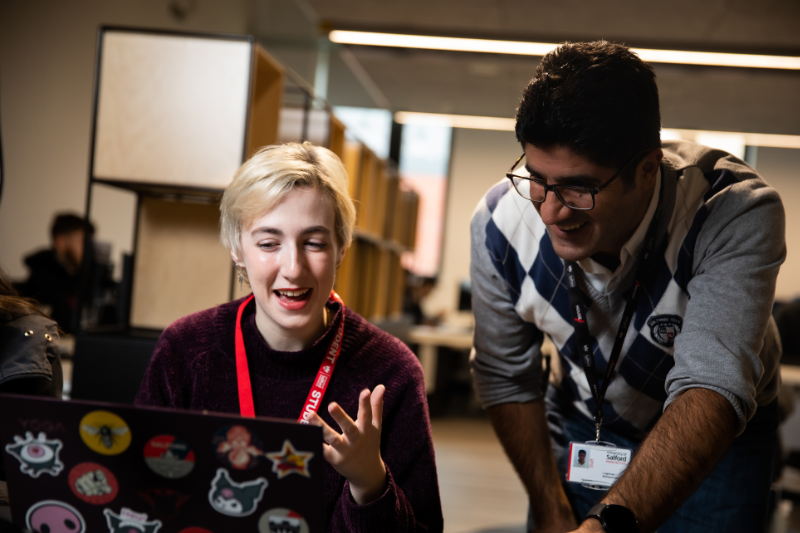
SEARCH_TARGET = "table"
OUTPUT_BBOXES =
[408,325,474,394]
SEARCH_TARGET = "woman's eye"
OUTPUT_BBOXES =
[258,242,277,250]
[307,241,327,249]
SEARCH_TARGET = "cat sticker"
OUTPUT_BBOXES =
[207,468,267,517]
[103,507,162,533]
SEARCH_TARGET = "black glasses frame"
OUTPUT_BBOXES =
[506,150,648,211]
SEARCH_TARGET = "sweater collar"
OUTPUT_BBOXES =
[239,297,345,380]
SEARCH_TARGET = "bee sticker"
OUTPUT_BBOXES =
[79,411,132,456]
[258,508,309,533]
[265,440,313,479]
[69,462,119,505]
[5,431,64,478]
[103,507,162,533]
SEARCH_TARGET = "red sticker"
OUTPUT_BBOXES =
[144,435,195,479]
[68,462,119,505]
[212,425,264,470]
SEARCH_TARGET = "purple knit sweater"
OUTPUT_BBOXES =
[135,297,443,532]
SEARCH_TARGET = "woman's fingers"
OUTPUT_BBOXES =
[308,412,342,447]
[371,384,385,430]
[328,401,358,437]
[356,389,373,432]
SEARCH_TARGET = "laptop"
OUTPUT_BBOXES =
[0,394,325,533]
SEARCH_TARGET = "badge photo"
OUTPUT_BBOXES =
[207,468,268,517]
[265,440,314,479]
[79,410,132,455]
[566,441,632,489]
[258,508,309,533]
[5,431,64,478]
[103,507,163,533]
[212,424,265,470]
[144,435,195,479]
[69,462,119,505]
[26,500,86,533]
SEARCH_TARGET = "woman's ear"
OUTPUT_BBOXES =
[335,244,347,269]
[230,249,242,267]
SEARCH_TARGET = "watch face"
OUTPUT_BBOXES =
[602,504,639,533]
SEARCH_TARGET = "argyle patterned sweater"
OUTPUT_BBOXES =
[136,298,443,532]
[470,140,784,439]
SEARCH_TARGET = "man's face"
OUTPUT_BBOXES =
[578,451,586,464]
[53,229,84,274]
[523,143,660,262]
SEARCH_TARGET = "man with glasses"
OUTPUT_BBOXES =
[470,41,784,533]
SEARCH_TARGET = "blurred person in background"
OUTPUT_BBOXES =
[470,41,784,533]
[17,213,92,332]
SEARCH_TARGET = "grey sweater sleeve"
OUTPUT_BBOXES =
[469,199,545,408]
[664,162,786,434]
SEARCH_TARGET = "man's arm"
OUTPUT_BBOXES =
[489,399,577,532]
[576,387,737,533]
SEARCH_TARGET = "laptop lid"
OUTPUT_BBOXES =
[0,394,325,533]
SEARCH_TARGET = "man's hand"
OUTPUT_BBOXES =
[310,385,388,505]
[569,519,604,533]
[488,399,576,532]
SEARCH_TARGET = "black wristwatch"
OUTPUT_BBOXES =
[585,503,640,533]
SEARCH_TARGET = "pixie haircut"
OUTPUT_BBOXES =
[516,41,661,183]
[220,142,356,261]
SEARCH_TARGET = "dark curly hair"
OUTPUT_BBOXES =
[515,41,661,183]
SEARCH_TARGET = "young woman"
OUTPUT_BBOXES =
[136,142,443,532]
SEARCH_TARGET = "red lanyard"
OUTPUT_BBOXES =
[234,290,345,423]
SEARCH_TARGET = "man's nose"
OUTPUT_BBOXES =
[536,191,572,225]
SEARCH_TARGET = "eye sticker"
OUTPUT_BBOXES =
[26,500,86,533]
[69,462,119,505]
[258,508,309,533]
[79,411,132,456]
[5,431,64,478]
[265,440,313,479]
[207,468,267,517]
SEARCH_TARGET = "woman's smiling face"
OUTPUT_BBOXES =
[235,186,343,351]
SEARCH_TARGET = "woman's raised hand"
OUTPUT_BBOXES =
[311,385,388,505]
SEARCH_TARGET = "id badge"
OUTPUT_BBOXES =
[566,441,632,490]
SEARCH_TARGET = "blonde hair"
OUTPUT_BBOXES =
[220,142,356,261]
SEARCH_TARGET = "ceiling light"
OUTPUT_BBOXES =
[330,30,800,70]
[395,112,800,149]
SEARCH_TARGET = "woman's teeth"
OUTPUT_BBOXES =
[276,289,309,297]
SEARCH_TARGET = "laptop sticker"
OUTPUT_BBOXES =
[178,529,213,533]
[266,440,314,479]
[25,500,86,533]
[79,411,132,456]
[212,425,264,470]
[258,508,309,533]
[207,468,268,517]
[144,435,195,479]
[103,507,162,533]
[5,431,64,478]
[69,462,119,505]
[138,488,191,521]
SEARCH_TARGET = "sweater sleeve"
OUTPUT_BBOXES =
[664,172,786,434]
[329,351,443,532]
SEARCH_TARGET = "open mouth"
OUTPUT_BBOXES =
[274,288,312,302]
[557,222,587,232]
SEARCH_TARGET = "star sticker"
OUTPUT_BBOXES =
[265,440,314,479]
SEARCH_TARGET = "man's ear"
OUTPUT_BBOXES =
[639,148,663,187]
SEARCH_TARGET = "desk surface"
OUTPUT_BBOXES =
[409,325,474,350]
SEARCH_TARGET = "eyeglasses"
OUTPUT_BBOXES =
[506,151,647,211]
